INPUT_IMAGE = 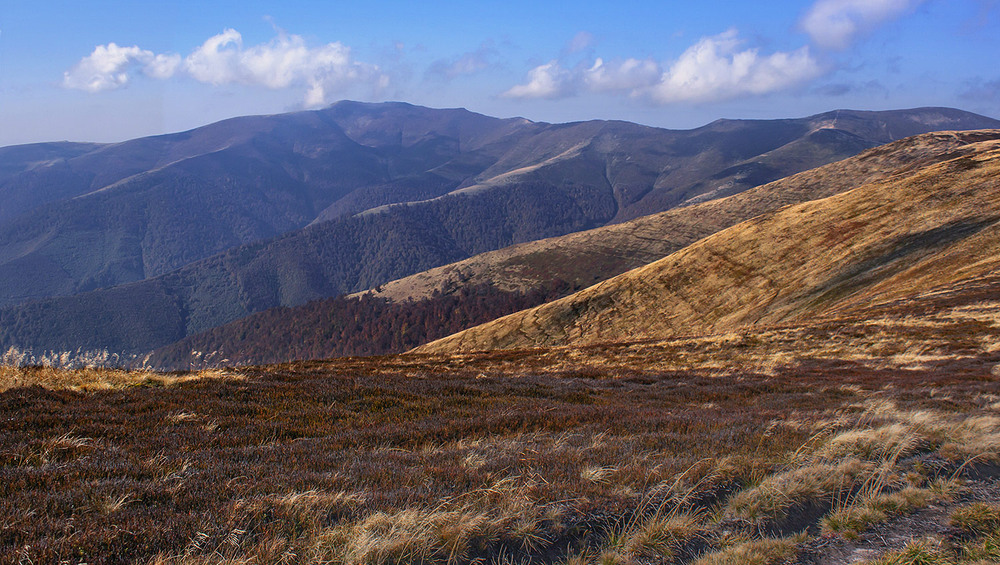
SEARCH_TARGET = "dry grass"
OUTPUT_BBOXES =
[822,485,948,540]
[692,534,805,565]
[617,512,704,559]
[950,503,1000,536]
[819,423,929,460]
[949,503,1000,563]
[726,458,872,525]
[0,364,243,392]
[723,396,1000,537]
[418,137,1000,354]
[3,311,1000,564]
[860,541,954,565]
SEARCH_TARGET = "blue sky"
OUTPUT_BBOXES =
[1,0,998,146]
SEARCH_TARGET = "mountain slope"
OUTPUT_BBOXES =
[0,103,533,306]
[416,130,1000,353]
[145,130,1000,368]
[3,104,996,311]
[2,106,998,356]
[369,129,1000,304]
[0,186,613,353]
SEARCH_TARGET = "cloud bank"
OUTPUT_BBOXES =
[503,30,823,104]
[649,30,822,103]
[800,0,926,49]
[63,29,387,106]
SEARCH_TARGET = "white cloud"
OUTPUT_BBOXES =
[183,28,244,85]
[502,61,574,99]
[647,30,822,103]
[144,54,182,79]
[503,30,822,104]
[183,29,386,106]
[583,57,660,92]
[801,0,926,50]
[62,43,180,92]
[63,29,387,107]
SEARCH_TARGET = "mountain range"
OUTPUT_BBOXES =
[417,130,1000,354]
[149,129,1000,367]
[1,102,998,361]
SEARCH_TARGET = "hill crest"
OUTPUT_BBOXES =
[416,130,1000,354]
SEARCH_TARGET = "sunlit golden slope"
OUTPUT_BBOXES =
[373,130,999,304]
[417,131,1000,353]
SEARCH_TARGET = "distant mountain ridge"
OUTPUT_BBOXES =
[1,103,998,357]
[148,129,1000,368]
[416,130,1000,354]
[0,103,534,305]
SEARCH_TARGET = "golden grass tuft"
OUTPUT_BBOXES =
[819,423,929,460]
[822,485,948,540]
[619,512,703,559]
[726,459,871,523]
[951,503,1000,537]
[692,534,805,565]
[0,364,244,392]
[860,540,954,565]
[315,507,497,564]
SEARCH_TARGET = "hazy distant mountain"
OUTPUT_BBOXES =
[1,103,998,356]
[417,130,1000,354]
[0,102,535,306]
[148,130,1000,368]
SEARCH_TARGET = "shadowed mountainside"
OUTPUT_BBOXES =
[146,130,1000,368]
[417,130,1000,353]
[2,105,998,356]
[0,102,534,305]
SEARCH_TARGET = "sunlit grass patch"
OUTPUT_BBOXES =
[822,485,950,540]
[860,540,953,565]
[819,423,931,460]
[726,458,872,524]
[617,512,704,560]
[950,502,1000,537]
[692,534,805,565]
[0,364,244,392]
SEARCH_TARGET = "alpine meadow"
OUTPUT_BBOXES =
[4,1,1000,563]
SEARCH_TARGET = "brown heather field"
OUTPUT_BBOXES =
[4,292,1000,565]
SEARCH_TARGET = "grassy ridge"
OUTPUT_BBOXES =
[418,132,1000,354]
[151,131,1000,368]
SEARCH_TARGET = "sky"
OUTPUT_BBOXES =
[1,0,998,147]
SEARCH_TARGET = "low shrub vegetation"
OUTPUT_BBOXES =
[2,337,1000,564]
